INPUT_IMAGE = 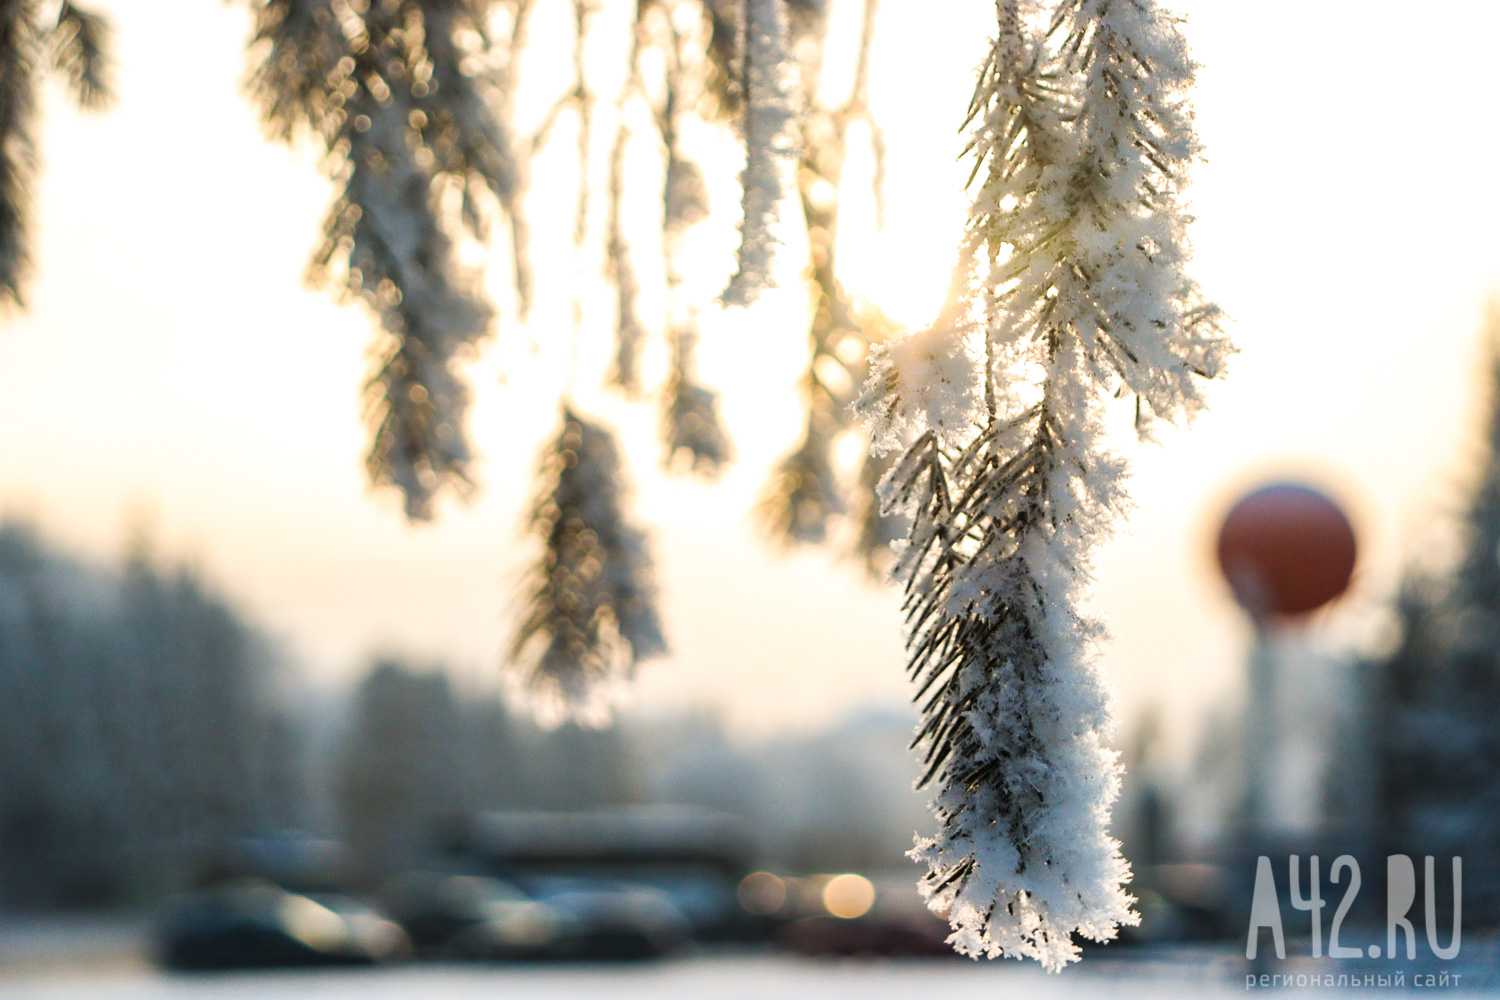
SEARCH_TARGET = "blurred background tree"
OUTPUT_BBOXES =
[1370,304,1500,929]
[0,521,302,907]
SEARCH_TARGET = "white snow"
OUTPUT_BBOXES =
[720,0,797,307]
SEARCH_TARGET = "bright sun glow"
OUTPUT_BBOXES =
[833,122,960,330]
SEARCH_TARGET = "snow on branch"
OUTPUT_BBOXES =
[720,0,796,306]
[245,0,518,521]
[856,311,987,456]
[857,0,1229,970]
[746,0,904,566]
[510,408,667,723]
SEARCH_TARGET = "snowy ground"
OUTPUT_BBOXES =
[1,917,1496,998]
[0,953,1254,1000]
[5,952,1495,999]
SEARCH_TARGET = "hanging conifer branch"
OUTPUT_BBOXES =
[244,0,518,522]
[757,406,843,544]
[662,325,731,474]
[523,0,596,345]
[503,4,677,718]
[649,0,729,473]
[236,0,888,543]
[844,0,885,224]
[857,0,1228,969]
[850,444,904,575]
[605,122,648,395]
[569,0,592,255]
[604,4,649,395]
[0,2,40,309]
[0,0,112,308]
[697,0,742,117]
[500,0,535,318]
[720,0,795,306]
[754,0,900,570]
[510,407,667,721]
[52,3,111,110]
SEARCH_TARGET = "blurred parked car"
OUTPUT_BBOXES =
[527,880,692,960]
[467,807,747,940]
[382,871,690,961]
[155,881,409,970]
[383,873,562,959]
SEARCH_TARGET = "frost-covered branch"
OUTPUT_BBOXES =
[720,0,795,306]
[0,1,39,308]
[757,403,842,544]
[52,3,110,110]
[0,0,112,308]
[244,0,518,521]
[510,408,667,721]
[501,0,535,318]
[651,1,729,474]
[857,0,1228,969]
[752,0,901,569]
[662,324,731,475]
[605,68,646,395]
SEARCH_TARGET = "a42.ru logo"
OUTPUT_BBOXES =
[1246,855,1461,960]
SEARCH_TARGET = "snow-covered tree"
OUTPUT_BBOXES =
[857,0,1227,969]
[0,521,304,906]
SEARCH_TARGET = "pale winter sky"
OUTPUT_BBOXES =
[1,0,1498,750]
